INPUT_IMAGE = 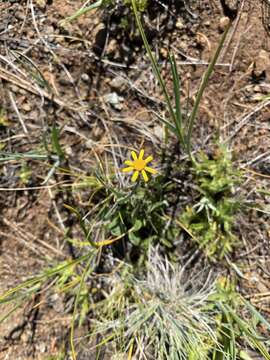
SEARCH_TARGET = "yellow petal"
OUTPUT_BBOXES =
[141,170,149,182]
[124,160,133,166]
[144,155,153,164]
[131,170,139,182]
[138,149,145,160]
[131,151,138,161]
[145,166,157,174]
[122,167,134,172]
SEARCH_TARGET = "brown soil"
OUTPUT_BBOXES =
[0,0,270,358]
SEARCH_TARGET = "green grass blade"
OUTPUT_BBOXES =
[242,298,270,331]
[169,53,186,147]
[0,301,28,324]
[10,50,52,92]
[224,304,270,360]
[51,124,65,159]
[186,22,231,158]
[61,0,103,24]
[131,0,179,143]
[153,111,177,134]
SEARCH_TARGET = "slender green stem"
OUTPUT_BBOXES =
[169,53,186,147]
[62,0,103,24]
[186,22,231,161]
[131,0,180,141]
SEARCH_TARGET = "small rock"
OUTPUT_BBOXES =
[104,92,119,105]
[196,33,208,49]
[19,89,27,95]
[65,146,73,156]
[176,19,185,30]
[16,11,25,21]
[38,343,47,353]
[219,16,230,32]
[45,25,54,34]
[85,139,93,149]
[179,40,188,51]
[253,49,270,78]
[160,47,168,59]
[48,293,65,313]
[167,19,174,31]
[107,39,117,55]
[10,85,19,93]
[109,76,126,92]
[21,103,31,112]
[253,85,263,93]
[81,73,90,82]
[103,92,124,110]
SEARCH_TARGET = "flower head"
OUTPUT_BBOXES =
[122,149,157,182]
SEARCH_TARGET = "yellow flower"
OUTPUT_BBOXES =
[122,149,157,182]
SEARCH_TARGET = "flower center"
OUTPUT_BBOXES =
[133,159,146,171]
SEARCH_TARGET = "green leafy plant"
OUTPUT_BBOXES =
[81,173,180,262]
[46,352,66,360]
[180,146,242,259]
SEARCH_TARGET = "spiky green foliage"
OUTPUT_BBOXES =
[181,146,242,259]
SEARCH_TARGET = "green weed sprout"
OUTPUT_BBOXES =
[181,146,242,259]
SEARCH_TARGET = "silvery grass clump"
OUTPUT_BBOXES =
[90,248,220,359]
